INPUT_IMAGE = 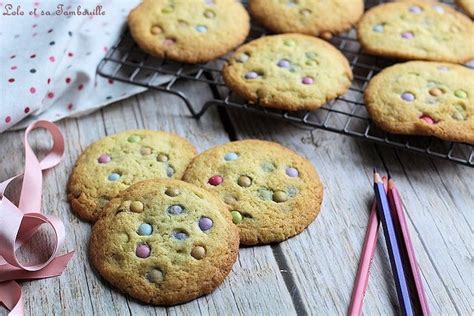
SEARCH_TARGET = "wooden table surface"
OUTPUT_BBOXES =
[1,79,472,315]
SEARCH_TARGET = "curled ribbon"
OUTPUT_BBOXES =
[0,120,74,315]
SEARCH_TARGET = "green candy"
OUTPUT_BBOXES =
[261,161,276,172]
[284,39,296,47]
[452,105,466,121]
[258,188,273,201]
[454,90,467,98]
[231,211,243,224]
[128,135,141,143]
[305,52,317,60]
[452,112,465,121]
[161,6,173,13]
[287,186,298,197]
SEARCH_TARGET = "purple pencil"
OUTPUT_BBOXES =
[373,170,413,316]
[388,179,430,315]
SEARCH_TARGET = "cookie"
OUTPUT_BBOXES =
[222,34,353,111]
[68,130,197,222]
[357,1,474,63]
[248,0,364,39]
[183,140,324,245]
[128,0,250,63]
[365,61,474,143]
[457,0,474,18]
[89,179,239,305]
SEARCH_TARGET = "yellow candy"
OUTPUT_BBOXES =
[130,201,144,213]
[191,246,206,260]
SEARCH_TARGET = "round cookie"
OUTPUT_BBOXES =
[68,130,197,222]
[222,34,353,111]
[365,61,474,143]
[183,140,324,245]
[357,1,474,63]
[128,0,250,63]
[89,179,239,305]
[457,0,474,18]
[248,0,364,39]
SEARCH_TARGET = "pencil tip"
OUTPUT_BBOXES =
[373,171,382,183]
[388,178,395,188]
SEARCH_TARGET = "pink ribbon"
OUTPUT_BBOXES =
[0,120,74,315]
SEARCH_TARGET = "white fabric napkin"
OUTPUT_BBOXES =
[0,0,157,133]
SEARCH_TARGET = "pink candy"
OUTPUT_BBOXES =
[409,6,422,14]
[163,38,175,46]
[419,115,435,125]
[401,32,414,39]
[136,244,151,258]
[302,77,314,85]
[208,175,223,186]
[98,154,111,164]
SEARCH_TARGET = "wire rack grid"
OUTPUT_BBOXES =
[96,1,473,167]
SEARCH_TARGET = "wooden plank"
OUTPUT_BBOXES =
[377,148,474,315]
[59,111,134,316]
[225,108,472,314]
[0,81,297,315]
[224,110,398,314]
[0,111,118,316]
[2,80,471,315]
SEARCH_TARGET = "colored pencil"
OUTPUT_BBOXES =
[348,177,387,316]
[388,179,430,316]
[373,170,413,316]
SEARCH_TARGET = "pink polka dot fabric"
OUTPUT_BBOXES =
[0,1,174,133]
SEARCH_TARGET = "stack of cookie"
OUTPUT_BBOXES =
[357,1,474,143]
[68,130,323,304]
[220,0,365,111]
[126,0,474,143]
[127,0,364,112]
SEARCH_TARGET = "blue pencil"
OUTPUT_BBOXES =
[373,169,414,316]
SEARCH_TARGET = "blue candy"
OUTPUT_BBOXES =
[168,204,184,215]
[224,152,238,161]
[195,25,207,33]
[138,223,153,236]
[108,173,120,181]
[173,231,188,240]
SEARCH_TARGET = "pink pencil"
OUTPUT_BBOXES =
[348,177,387,316]
[388,179,430,316]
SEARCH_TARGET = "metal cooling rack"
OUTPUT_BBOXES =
[96,1,473,167]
